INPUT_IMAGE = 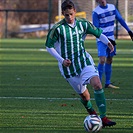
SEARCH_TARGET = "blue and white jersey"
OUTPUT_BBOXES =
[92,4,130,41]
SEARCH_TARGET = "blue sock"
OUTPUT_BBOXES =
[105,63,112,85]
[98,63,104,81]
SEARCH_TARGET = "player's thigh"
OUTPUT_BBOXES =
[106,45,116,57]
[66,76,86,94]
[81,65,99,86]
[97,41,107,57]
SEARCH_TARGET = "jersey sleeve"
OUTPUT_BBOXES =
[45,28,59,48]
[92,11,99,28]
[86,21,103,38]
[115,8,130,32]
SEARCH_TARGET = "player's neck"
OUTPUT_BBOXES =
[100,4,108,9]
[68,19,76,28]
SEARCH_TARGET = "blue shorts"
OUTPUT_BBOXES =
[97,41,116,57]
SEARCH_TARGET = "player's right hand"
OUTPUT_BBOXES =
[108,42,114,53]
[63,59,71,67]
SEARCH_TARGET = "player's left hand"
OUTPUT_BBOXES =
[128,31,133,41]
[108,42,114,53]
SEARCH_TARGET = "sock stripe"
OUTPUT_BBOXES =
[94,89,104,94]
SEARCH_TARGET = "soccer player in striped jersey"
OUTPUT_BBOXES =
[92,0,133,89]
[45,0,116,127]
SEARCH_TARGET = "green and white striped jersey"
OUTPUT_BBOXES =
[45,18,102,78]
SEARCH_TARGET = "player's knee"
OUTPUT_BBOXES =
[99,57,105,64]
[106,57,113,64]
[93,82,102,90]
[106,59,112,64]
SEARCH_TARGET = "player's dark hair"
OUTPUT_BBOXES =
[61,0,75,11]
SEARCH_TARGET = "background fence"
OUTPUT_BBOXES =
[0,0,133,38]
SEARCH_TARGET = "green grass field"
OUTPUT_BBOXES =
[0,39,133,133]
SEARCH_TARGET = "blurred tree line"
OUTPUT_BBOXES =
[0,0,58,38]
[0,0,58,24]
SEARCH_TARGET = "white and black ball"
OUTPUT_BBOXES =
[84,115,102,132]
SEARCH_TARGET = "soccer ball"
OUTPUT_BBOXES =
[84,115,102,132]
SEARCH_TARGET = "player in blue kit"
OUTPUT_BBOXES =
[92,0,133,89]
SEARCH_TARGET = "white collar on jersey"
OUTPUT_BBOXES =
[68,19,76,28]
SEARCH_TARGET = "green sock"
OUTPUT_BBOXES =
[94,89,106,118]
[80,98,93,111]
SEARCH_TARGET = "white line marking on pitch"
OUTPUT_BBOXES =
[0,48,132,54]
[0,97,132,101]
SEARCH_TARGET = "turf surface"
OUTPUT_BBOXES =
[0,39,133,133]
